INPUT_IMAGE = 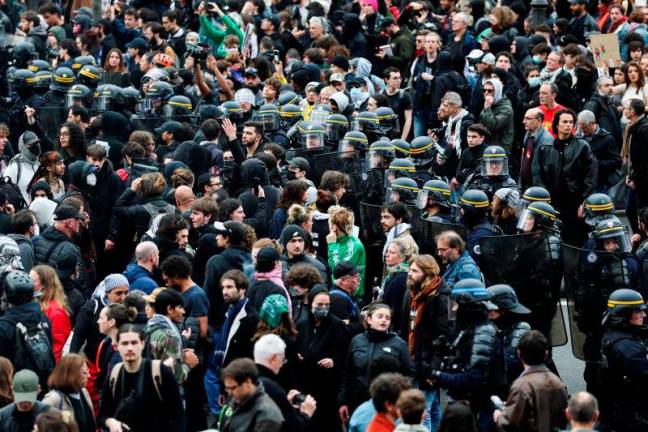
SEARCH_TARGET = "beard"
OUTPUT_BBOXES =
[406,276,421,291]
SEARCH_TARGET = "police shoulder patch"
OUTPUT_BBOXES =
[587,252,598,263]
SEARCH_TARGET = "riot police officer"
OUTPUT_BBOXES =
[376,106,400,139]
[518,186,552,214]
[385,159,417,187]
[77,64,102,90]
[279,104,302,131]
[135,80,174,131]
[65,84,93,109]
[410,136,435,183]
[352,111,383,143]
[417,179,454,223]
[431,278,498,431]
[40,66,74,144]
[386,177,419,206]
[486,284,531,393]
[582,193,615,229]
[391,138,411,159]
[95,84,123,113]
[458,189,502,260]
[464,145,518,198]
[254,103,289,148]
[8,69,42,145]
[364,141,393,204]
[600,289,648,431]
[324,113,349,148]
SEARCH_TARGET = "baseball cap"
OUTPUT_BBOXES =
[53,204,84,221]
[288,157,310,172]
[257,247,280,268]
[214,221,246,245]
[13,370,39,404]
[126,37,148,50]
[380,17,396,29]
[244,67,259,78]
[333,261,361,279]
[329,73,345,83]
[21,131,40,147]
[480,53,496,66]
[154,121,183,135]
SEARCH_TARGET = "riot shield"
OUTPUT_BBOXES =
[359,201,386,305]
[306,150,345,186]
[479,233,565,346]
[562,244,631,360]
[416,219,467,256]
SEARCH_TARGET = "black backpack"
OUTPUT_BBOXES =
[0,177,26,210]
[14,321,56,385]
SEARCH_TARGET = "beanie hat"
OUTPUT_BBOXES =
[279,225,307,248]
[104,273,129,292]
[259,294,289,328]
[331,55,349,71]
[48,26,66,44]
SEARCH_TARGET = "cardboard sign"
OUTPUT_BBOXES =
[590,33,622,69]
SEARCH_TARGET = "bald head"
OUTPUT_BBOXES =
[524,108,544,133]
[175,186,195,211]
[135,241,159,271]
[566,392,598,427]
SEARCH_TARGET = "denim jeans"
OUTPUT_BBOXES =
[422,388,442,432]
[413,111,430,138]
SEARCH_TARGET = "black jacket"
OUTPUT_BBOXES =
[223,301,259,367]
[110,189,177,242]
[381,271,407,334]
[257,364,311,432]
[531,135,598,205]
[581,127,622,190]
[0,402,51,432]
[400,280,455,387]
[338,330,415,410]
[628,116,648,199]
[33,227,86,289]
[583,93,622,145]
[69,298,104,363]
[247,279,287,312]
[204,246,252,329]
[82,160,124,245]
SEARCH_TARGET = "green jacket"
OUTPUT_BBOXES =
[149,327,189,384]
[199,14,245,58]
[479,97,515,153]
[328,234,367,298]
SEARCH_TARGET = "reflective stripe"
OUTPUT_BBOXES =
[393,184,419,191]
[529,207,556,219]
[424,186,451,195]
[585,203,614,210]
[608,300,645,307]
[460,198,489,207]
[597,226,624,234]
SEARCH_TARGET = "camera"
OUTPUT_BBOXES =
[185,43,211,68]
[292,393,306,407]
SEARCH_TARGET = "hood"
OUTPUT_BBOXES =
[436,51,453,74]
[304,64,321,83]
[124,263,152,282]
[240,158,269,187]
[100,111,130,140]
[485,78,504,103]
[29,198,56,228]
[29,25,47,37]
[173,141,210,177]
[355,57,372,79]
[30,180,53,200]
[514,36,530,60]
[66,160,95,191]
[489,35,510,56]
[41,226,71,242]
[222,246,252,268]
[330,92,349,113]
[342,13,362,36]
[163,160,190,180]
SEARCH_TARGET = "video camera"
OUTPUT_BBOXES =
[185,43,211,68]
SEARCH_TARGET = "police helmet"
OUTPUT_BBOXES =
[410,136,435,160]
[417,179,452,210]
[277,90,301,107]
[95,84,122,112]
[253,103,280,132]
[606,289,646,328]
[280,104,302,128]
[310,104,332,125]
[325,113,349,143]
[376,106,400,137]
[390,139,411,158]
[485,284,531,314]
[11,69,36,90]
[517,201,558,233]
[386,158,416,186]
[164,95,194,119]
[13,42,37,66]
[77,64,102,89]
[451,278,491,304]
[518,186,551,213]
[65,84,92,108]
[50,67,75,92]
[71,55,96,75]
[27,60,51,74]
[143,80,174,113]
[481,145,509,177]
[300,122,326,149]
[338,131,368,155]
[459,189,490,213]
[352,111,380,133]
[367,140,395,169]
[584,193,615,227]
[219,100,244,123]
[118,87,140,112]
[593,218,631,253]
[34,71,53,92]
[386,177,419,204]
[4,271,34,305]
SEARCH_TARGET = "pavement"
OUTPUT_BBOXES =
[552,300,586,395]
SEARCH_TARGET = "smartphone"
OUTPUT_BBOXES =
[273,49,280,63]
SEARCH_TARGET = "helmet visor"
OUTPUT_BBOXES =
[367,150,386,169]
[338,139,357,156]
[516,208,535,232]
[385,188,400,203]
[64,93,82,109]
[254,113,280,131]
[97,95,112,112]
[416,189,429,209]
[480,157,509,177]
[301,132,324,149]
[310,109,329,125]
[599,230,632,253]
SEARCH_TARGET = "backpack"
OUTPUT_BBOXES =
[109,360,163,401]
[14,321,55,383]
[141,202,176,239]
[0,176,26,210]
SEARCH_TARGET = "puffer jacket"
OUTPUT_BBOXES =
[33,227,86,288]
[338,329,415,411]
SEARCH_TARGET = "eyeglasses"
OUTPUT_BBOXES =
[436,247,453,253]
[483,88,494,94]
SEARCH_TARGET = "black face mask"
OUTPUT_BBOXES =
[286,170,297,181]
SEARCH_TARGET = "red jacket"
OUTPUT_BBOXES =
[367,412,396,432]
[44,300,72,362]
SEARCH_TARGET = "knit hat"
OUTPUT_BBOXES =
[279,225,307,248]
[259,294,289,328]
[48,26,66,44]
[256,247,280,272]
[235,88,256,106]
[103,273,129,292]
[331,55,349,71]
[307,283,329,305]
[494,188,520,208]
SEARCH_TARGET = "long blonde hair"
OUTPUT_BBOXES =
[32,265,70,316]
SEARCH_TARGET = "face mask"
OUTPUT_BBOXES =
[532,55,542,64]
[350,87,369,106]
[86,173,97,186]
[528,77,541,88]
[312,306,329,319]
[286,170,297,181]
[28,143,41,156]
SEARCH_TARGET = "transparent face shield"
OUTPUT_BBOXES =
[380,115,400,136]
[600,230,632,253]
[448,299,459,321]
[64,93,83,109]
[301,132,324,149]
[516,209,536,232]
[254,112,280,131]
[367,150,388,169]
[385,188,401,203]
[338,139,358,157]
[97,95,113,112]
[326,122,348,143]
[417,189,430,209]
[480,157,509,177]
[310,108,330,125]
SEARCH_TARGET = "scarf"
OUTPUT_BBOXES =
[383,223,412,258]
[254,267,292,317]
[407,275,441,356]
[380,261,409,297]
[210,298,246,371]
[621,115,643,162]
[444,109,469,158]
[146,313,183,347]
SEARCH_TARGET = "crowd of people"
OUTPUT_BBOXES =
[0,0,647,430]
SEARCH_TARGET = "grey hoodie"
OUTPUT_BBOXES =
[353,57,376,95]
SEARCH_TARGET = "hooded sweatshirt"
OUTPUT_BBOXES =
[6,133,40,202]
